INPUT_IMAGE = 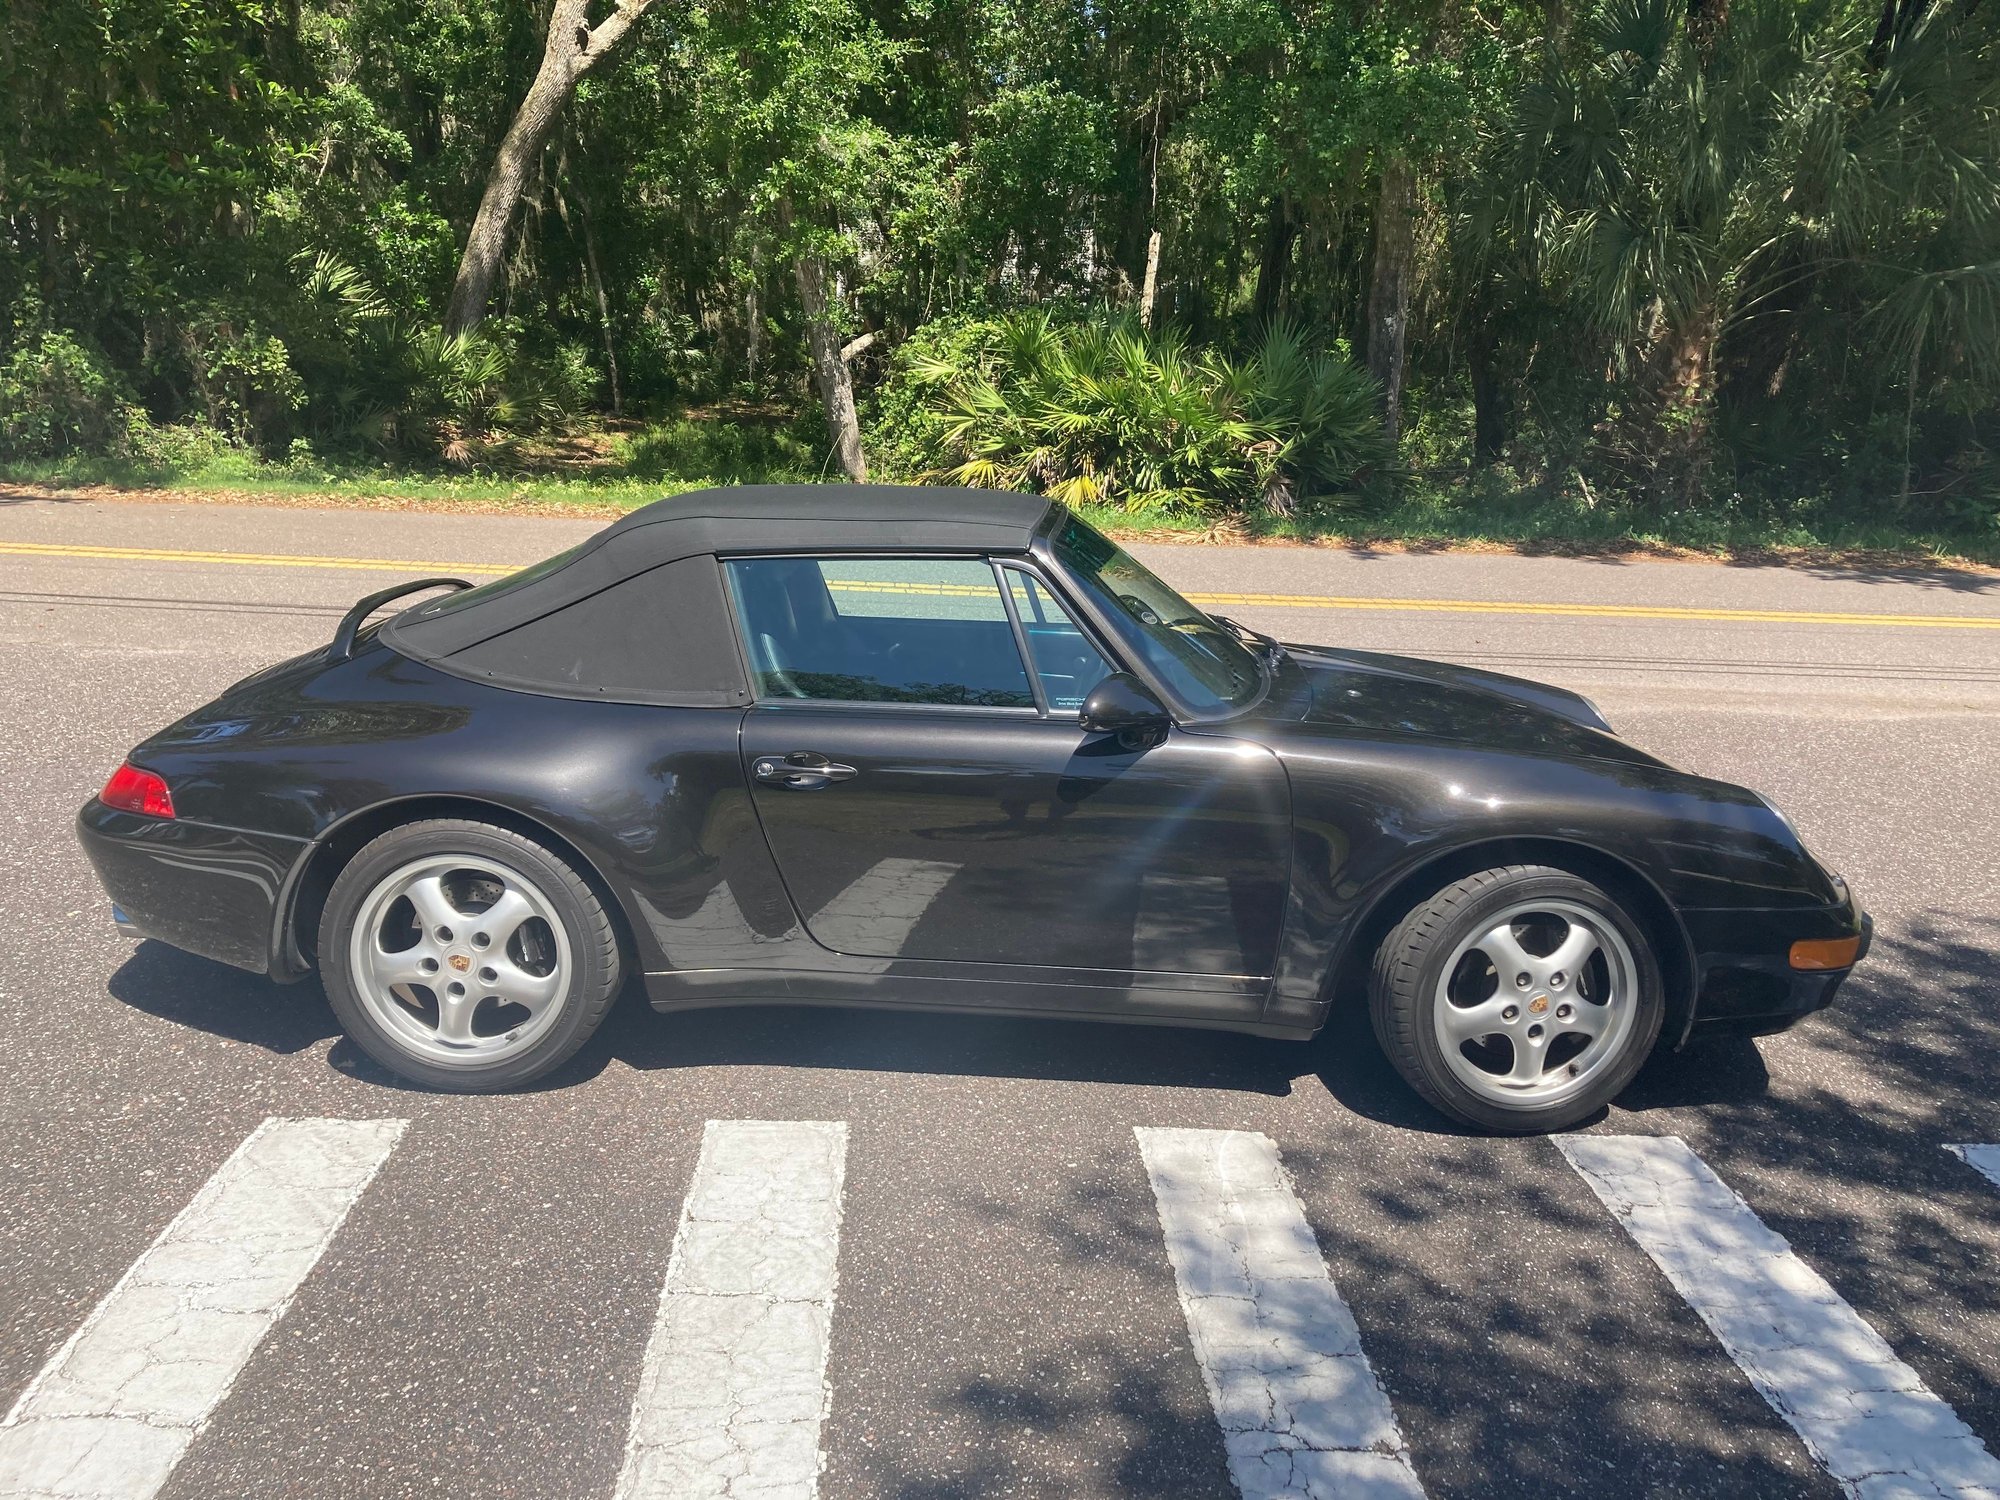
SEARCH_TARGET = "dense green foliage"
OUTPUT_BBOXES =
[879,312,1391,514]
[3,0,1997,525]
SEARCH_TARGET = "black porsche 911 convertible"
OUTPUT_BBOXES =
[78,485,1868,1132]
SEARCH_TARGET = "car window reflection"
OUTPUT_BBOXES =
[726,557,1036,708]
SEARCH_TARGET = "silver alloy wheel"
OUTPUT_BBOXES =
[347,853,573,1067]
[1431,897,1639,1108]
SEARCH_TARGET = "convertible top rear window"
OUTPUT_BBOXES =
[404,543,590,622]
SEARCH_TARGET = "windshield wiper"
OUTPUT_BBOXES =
[1211,612,1282,663]
[1209,612,1260,644]
[1193,613,1280,705]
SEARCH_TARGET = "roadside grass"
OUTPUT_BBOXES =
[1,452,660,510]
[0,409,824,514]
[5,415,1996,568]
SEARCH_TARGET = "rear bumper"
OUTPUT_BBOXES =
[76,799,307,975]
[1680,883,1872,1042]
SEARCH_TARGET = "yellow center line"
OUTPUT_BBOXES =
[0,539,514,575]
[1180,590,2000,629]
[4,538,1998,630]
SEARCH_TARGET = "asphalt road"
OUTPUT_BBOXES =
[2,494,1998,1500]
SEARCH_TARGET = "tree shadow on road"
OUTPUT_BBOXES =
[1606,908,2000,1445]
[884,1111,1836,1500]
[832,1341,1234,1500]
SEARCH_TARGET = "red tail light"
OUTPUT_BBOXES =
[101,763,175,819]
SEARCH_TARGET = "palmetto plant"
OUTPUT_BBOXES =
[1838,8,2000,428]
[1473,0,2000,505]
[910,311,1390,516]
[1478,0,1840,499]
[298,253,520,458]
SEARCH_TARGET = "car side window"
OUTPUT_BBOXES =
[726,556,1037,708]
[1003,569,1116,713]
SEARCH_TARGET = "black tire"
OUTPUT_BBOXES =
[319,818,623,1092]
[1369,864,1665,1134]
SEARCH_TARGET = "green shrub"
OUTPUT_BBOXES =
[518,340,603,429]
[869,313,1010,475]
[625,302,711,398]
[295,253,521,459]
[386,326,518,457]
[187,322,306,447]
[0,332,129,457]
[618,412,816,483]
[123,415,231,470]
[879,310,1393,516]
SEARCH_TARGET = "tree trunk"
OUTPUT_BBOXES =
[744,254,764,390]
[1470,322,1507,465]
[572,189,623,414]
[1137,93,1165,328]
[445,0,658,335]
[1365,154,1416,449]
[1648,303,1719,504]
[1686,0,1731,58]
[1139,230,1163,329]
[795,251,868,482]
[1252,195,1296,325]
[1662,307,1716,409]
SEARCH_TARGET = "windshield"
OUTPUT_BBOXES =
[1053,516,1264,715]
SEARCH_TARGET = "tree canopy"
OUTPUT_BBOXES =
[3,0,1996,521]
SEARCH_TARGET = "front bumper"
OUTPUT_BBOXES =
[1680,883,1872,1042]
[76,799,307,975]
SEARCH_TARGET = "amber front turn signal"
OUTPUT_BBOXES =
[1790,935,1863,971]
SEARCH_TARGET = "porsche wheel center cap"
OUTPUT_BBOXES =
[447,953,472,973]
[1529,994,1550,1015]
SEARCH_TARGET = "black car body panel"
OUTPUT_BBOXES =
[76,485,1867,1050]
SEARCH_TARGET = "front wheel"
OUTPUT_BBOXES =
[1370,865,1665,1134]
[320,819,623,1092]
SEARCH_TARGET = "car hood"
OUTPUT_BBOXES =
[1259,643,1664,767]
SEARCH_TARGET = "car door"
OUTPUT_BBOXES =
[725,553,1292,981]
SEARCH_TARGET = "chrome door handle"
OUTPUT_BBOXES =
[753,754,858,789]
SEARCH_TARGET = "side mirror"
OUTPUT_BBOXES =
[1079,673,1171,739]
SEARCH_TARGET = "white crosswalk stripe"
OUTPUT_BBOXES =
[613,1119,849,1500]
[1136,1127,1428,1500]
[1945,1144,2000,1192]
[1560,1134,2000,1500]
[0,1117,406,1500]
[6,1116,1998,1499]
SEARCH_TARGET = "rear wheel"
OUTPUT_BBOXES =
[320,819,621,1091]
[1370,865,1664,1133]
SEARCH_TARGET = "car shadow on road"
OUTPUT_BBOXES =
[108,939,341,1055]
[105,910,1989,1173]
[106,931,1774,1135]
[554,972,1546,1136]
[1619,1028,1773,1108]
[570,992,1315,1098]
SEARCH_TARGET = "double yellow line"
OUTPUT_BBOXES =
[1178,590,2000,629]
[5,538,1998,630]
[0,540,514,577]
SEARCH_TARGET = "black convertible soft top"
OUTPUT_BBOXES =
[380,484,1058,708]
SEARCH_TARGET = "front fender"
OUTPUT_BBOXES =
[1260,730,1830,1031]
